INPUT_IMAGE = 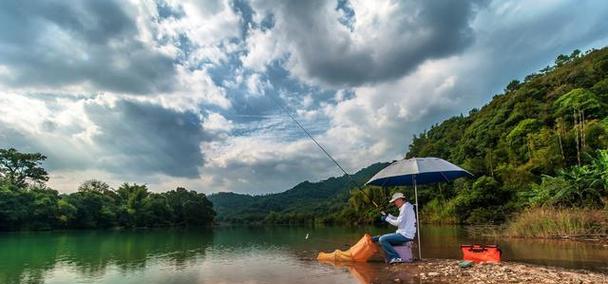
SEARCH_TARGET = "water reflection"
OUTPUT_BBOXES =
[0,225,606,284]
[0,229,214,284]
[318,261,378,283]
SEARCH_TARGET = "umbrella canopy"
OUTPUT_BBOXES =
[366,157,473,187]
[365,157,473,260]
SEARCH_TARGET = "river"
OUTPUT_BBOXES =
[0,225,606,283]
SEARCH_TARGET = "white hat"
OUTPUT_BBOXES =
[389,192,405,203]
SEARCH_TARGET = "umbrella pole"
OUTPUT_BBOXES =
[414,178,422,260]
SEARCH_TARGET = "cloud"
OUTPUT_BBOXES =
[83,99,212,178]
[243,0,486,87]
[201,134,339,193]
[211,0,608,194]
[0,0,177,94]
[2,0,608,195]
[307,0,608,173]
[0,93,215,180]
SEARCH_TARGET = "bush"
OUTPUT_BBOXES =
[523,150,608,208]
[420,198,457,224]
[453,176,513,224]
[505,207,608,238]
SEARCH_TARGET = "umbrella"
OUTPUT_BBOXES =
[366,157,473,260]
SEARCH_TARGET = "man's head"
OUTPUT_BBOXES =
[388,192,406,208]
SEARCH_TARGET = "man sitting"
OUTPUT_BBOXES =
[372,192,417,264]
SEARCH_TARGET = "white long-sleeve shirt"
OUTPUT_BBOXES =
[385,202,417,239]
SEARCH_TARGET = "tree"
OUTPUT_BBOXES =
[505,80,521,93]
[0,183,30,230]
[63,191,116,228]
[28,187,61,230]
[555,54,570,66]
[554,88,605,119]
[0,148,49,187]
[116,183,150,227]
[165,187,215,226]
[78,180,112,194]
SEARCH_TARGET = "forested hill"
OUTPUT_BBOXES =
[210,47,608,225]
[404,47,608,224]
[407,48,608,172]
[208,162,388,223]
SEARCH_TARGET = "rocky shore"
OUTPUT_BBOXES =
[384,259,608,284]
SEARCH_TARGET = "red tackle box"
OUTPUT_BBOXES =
[460,244,502,263]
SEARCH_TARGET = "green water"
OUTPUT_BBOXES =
[0,226,606,284]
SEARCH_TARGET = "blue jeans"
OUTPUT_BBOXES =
[372,233,412,261]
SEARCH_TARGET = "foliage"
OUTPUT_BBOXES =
[505,207,608,239]
[0,148,49,187]
[400,47,608,224]
[553,88,606,118]
[523,150,608,208]
[419,198,457,224]
[0,149,215,231]
[78,179,112,194]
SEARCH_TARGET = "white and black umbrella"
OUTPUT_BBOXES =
[366,157,473,259]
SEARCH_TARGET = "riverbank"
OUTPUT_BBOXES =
[503,208,608,240]
[384,259,608,283]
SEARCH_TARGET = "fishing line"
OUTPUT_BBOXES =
[266,93,380,208]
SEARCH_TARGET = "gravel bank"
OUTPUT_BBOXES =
[383,259,608,284]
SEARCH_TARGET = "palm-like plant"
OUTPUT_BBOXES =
[528,150,608,208]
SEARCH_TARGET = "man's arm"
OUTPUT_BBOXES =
[385,210,405,226]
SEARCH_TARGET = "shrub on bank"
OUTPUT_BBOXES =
[504,207,608,239]
[419,198,457,224]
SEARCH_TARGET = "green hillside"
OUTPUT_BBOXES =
[210,47,608,226]
[405,47,608,224]
[208,162,388,224]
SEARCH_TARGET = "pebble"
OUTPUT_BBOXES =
[387,259,608,284]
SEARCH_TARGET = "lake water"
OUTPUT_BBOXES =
[1,225,607,284]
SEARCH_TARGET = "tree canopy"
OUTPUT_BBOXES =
[0,148,48,187]
[0,149,215,231]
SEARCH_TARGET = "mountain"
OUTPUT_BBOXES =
[210,47,608,225]
[404,47,608,224]
[208,162,388,224]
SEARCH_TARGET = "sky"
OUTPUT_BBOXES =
[1,0,608,195]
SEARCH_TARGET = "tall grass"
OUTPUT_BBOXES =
[420,198,458,224]
[504,207,608,239]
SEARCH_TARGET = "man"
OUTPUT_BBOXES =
[372,192,416,264]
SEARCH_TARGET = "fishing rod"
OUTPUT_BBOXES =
[267,94,381,209]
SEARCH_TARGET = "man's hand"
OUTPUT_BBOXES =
[379,211,387,221]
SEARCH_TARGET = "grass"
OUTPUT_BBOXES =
[419,198,458,224]
[504,207,608,239]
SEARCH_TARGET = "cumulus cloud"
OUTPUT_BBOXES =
[201,133,339,193]
[217,0,608,193]
[84,99,212,178]
[2,0,608,195]
[309,0,608,173]
[243,0,486,87]
[0,0,176,94]
[0,93,218,183]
